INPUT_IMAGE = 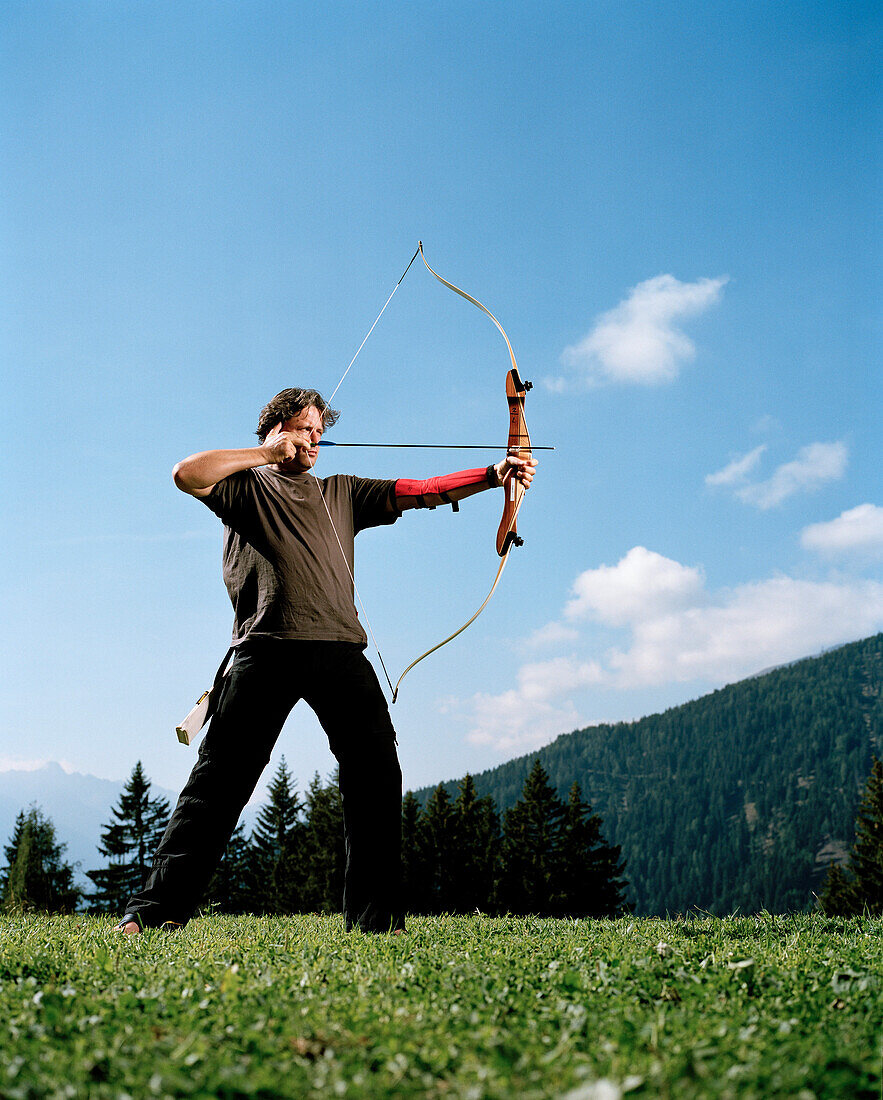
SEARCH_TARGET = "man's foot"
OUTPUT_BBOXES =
[115,913,143,935]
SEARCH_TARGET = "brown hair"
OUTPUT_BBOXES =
[255,388,341,442]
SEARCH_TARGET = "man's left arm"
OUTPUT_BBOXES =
[392,453,537,513]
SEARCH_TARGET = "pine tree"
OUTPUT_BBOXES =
[556,782,629,917]
[4,816,32,909]
[847,756,883,911]
[2,807,81,912]
[449,775,500,913]
[249,757,305,913]
[498,760,564,915]
[204,824,253,914]
[821,756,883,915]
[418,784,458,913]
[301,771,345,912]
[819,861,857,916]
[86,762,170,912]
[401,791,431,914]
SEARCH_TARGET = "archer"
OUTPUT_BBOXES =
[117,386,536,935]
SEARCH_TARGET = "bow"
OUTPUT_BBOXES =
[388,244,533,701]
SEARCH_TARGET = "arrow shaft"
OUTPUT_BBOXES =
[319,441,554,450]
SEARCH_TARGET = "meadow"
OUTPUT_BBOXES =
[1,912,879,1099]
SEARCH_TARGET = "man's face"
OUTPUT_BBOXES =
[279,405,325,473]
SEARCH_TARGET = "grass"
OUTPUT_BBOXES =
[0,912,880,1099]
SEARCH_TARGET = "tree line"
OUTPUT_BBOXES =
[820,756,883,916]
[435,634,883,914]
[1,759,630,919]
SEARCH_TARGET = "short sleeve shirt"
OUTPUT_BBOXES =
[203,468,398,646]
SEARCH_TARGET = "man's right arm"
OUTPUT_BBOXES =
[172,448,273,498]
[173,422,305,498]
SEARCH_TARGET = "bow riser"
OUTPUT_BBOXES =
[496,367,532,556]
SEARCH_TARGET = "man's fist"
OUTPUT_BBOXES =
[262,422,312,465]
[494,449,538,489]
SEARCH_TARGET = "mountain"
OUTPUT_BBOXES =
[0,763,179,890]
[412,634,883,916]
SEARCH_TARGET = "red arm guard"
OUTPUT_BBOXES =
[394,467,494,511]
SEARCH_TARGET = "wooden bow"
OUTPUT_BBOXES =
[389,245,533,701]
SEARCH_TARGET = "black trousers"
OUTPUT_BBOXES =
[125,640,404,932]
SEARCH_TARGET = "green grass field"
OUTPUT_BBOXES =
[1,912,880,1099]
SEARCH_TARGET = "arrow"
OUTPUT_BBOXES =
[318,441,555,450]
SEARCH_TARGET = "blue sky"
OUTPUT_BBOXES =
[2,1,880,807]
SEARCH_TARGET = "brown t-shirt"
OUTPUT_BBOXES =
[203,467,399,646]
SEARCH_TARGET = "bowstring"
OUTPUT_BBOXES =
[316,480,396,697]
[318,244,421,697]
[390,485,527,701]
[326,244,421,407]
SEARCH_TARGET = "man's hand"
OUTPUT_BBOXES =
[260,422,316,466]
[173,407,325,496]
[493,450,538,489]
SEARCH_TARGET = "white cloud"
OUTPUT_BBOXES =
[736,441,847,509]
[454,656,604,752]
[452,546,883,751]
[553,273,727,388]
[705,445,767,488]
[801,504,883,555]
[565,546,706,626]
[608,575,883,686]
[524,621,581,649]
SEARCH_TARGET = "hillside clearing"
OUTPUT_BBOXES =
[1,912,880,1099]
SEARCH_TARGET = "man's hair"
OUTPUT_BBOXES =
[255,388,341,442]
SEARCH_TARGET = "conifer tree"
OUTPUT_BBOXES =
[2,807,81,912]
[249,757,305,913]
[3,814,32,910]
[86,762,169,912]
[204,824,253,914]
[819,861,856,916]
[556,782,628,917]
[401,791,431,913]
[498,760,564,915]
[301,771,345,912]
[847,755,883,911]
[449,775,500,913]
[418,784,458,913]
[821,756,883,915]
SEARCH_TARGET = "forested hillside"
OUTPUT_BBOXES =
[413,635,883,915]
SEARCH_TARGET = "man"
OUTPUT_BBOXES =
[117,387,536,935]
